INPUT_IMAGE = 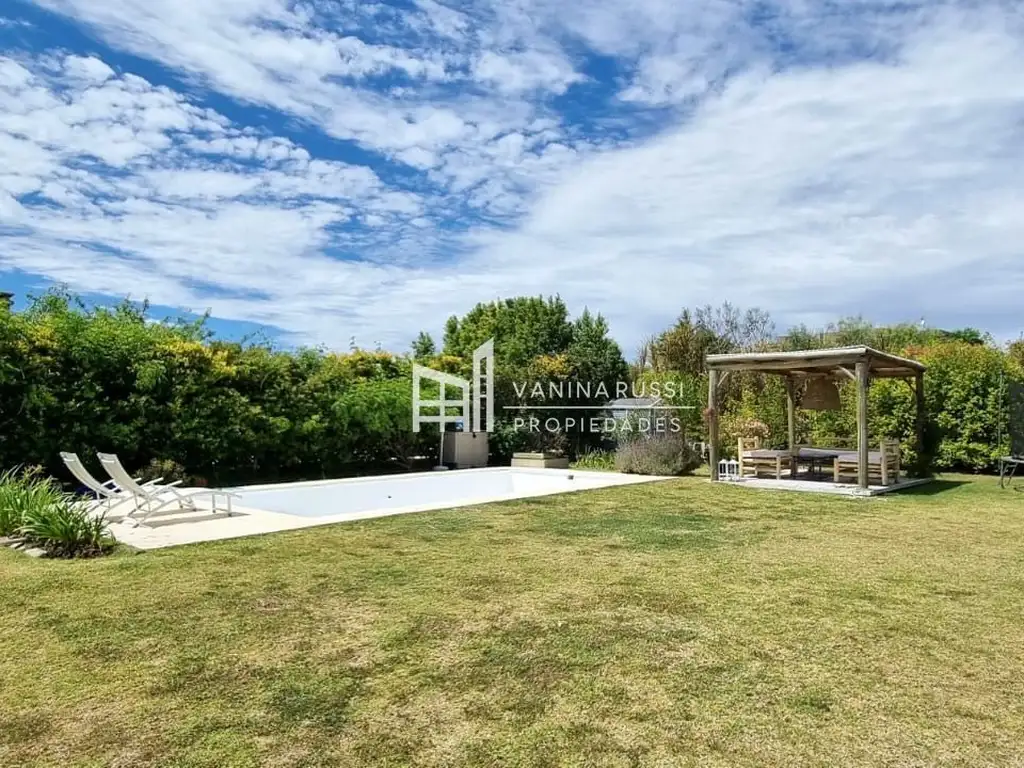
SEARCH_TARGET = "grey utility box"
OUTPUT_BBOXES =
[441,431,490,468]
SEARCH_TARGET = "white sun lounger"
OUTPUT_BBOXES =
[97,453,239,527]
[60,451,168,519]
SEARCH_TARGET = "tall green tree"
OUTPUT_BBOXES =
[651,310,731,376]
[410,331,436,361]
[566,309,629,390]
[442,296,573,373]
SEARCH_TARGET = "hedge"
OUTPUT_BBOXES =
[0,294,433,486]
[1,293,1021,486]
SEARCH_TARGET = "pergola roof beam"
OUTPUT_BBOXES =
[705,346,926,377]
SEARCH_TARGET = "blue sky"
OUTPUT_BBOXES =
[1,0,1022,353]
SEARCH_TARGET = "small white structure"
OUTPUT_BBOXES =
[718,458,740,481]
[607,396,664,422]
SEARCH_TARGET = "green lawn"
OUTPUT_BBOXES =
[2,475,1023,767]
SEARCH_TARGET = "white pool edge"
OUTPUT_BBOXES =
[222,466,630,493]
[110,468,672,550]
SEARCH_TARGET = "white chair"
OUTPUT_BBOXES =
[97,453,239,527]
[60,452,167,519]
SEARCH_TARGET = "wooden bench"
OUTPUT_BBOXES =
[833,439,901,485]
[738,437,794,480]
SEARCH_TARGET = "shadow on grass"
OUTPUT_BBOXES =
[896,479,970,496]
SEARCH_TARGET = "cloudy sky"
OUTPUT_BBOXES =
[1,0,1022,353]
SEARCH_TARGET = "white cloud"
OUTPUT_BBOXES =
[2,2,1024,355]
[465,12,1024,344]
[61,54,115,83]
[0,55,444,339]
[27,0,583,169]
[472,50,582,95]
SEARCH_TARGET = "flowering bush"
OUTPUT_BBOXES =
[733,418,771,440]
[615,434,700,476]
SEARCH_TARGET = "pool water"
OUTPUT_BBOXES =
[228,467,657,519]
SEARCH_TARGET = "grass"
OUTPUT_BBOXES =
[1,474,1023,767]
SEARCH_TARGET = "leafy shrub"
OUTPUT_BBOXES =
[912,342,1021,472]
[487,421,569,462]
[334,378,435,468]
[732,417,771,441]
[615,434,700,476]
[487,422,531,463]
[18,498,114,558]
[523,428,569,456]
[138,457,187,484]
[3,290,1023,482]
[719,380,789,453]
[572,449,617,471]
[0,465,114,557]
[0,466,65,537]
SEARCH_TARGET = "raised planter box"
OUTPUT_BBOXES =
[511,452,569,469]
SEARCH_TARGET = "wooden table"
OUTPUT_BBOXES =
[794,448,841,479]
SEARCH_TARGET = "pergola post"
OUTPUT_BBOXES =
[785,376,797,473]
[915,372,926,474]
[708,369,720,481]
[856,361,870,489]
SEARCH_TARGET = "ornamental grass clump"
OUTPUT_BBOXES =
[0,466,61,537]
[0,466,114,557]
[19,499,114,558]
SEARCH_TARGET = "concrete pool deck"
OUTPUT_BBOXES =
[109,468,670,550]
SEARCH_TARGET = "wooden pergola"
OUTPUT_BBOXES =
[705,346,927,490]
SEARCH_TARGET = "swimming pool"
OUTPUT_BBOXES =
[111,467,669,550]
[229,467,660,519]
